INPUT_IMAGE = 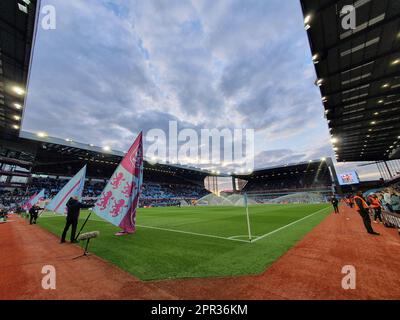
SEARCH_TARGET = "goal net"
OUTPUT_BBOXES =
[196,192,327,206]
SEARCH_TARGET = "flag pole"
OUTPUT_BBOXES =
[38,208,46,217]
[244,193,252,242]
[75,211,92,241]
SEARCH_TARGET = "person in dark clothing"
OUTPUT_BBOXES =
[0,208,7,222]
[61,196,94,243]
[353,191,379,235]
[29,205,42,225]
[349,196,354,208]
[16,206,23,216]
[330,195,339,214]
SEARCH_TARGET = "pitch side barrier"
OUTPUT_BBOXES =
[381,210,400,230]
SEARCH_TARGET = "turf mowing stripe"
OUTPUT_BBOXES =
[135,224,250,243]
[251,206,331,243]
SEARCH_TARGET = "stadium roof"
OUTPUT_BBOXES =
[0,0,38,136]
[238,159,328,174]
[301,0,400,162]
[2,131,215,179]
[232,158,337,181]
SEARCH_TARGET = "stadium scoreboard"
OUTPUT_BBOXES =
[337,171,360,185]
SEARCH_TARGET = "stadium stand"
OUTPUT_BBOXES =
[0,131,211,209]
[0,173,210,209]
[231,159,338,203]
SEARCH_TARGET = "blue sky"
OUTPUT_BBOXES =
[22,0,381,180]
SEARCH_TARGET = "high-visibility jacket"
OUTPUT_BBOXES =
[370,197,381,209]
[354,195,369,210]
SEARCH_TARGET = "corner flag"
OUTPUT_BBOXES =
[93,132,143,235]
[46,165,87,214]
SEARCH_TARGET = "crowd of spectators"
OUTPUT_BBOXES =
[27,177,106,198]
[141,183,208,200]
[0,176,209,209]
[140,183,208,207]
[0,189,29,209]
[244,180,331,194]
[370,183,400,214]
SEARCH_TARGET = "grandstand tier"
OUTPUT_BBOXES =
[0,133,212,209]
[230,159,338,202]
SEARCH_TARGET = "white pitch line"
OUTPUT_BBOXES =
[251,206,331,243]
[136,224,250,243]
[228,235,260,240]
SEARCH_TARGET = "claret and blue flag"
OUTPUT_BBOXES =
[22,192,37,210]
[46,165,87,214]
[23,189,45,210]
[93,132,143,235]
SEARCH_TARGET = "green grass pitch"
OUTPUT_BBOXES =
[38,203,331,280]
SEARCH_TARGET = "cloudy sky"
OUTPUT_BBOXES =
[22,0,381,180]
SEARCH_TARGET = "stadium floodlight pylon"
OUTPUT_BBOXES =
[45,165,87,215]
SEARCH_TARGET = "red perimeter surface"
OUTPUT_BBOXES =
[1,205,400,300]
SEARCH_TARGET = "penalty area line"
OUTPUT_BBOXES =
[136,224,250,243]
[251,206,331,243]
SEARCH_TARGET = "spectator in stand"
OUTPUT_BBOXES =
[391,192,400,213]
[383,189,393,212]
